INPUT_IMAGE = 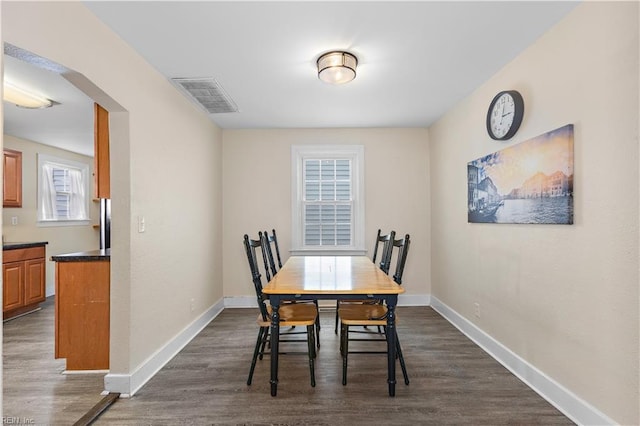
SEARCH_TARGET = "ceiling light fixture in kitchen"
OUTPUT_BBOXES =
[2,80,54,109]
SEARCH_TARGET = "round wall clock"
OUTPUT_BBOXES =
[486,90,524,140]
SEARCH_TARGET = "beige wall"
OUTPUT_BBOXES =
[2,135,99,296]
[222,128,430,303]
[2,1,224,385]
[429,2,639,424]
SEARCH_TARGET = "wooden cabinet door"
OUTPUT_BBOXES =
[3,149,22,207]
[3,261,24,312]
[24,258,46,305]
[94,103,110,198]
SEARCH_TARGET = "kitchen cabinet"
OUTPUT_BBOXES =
[94,103,110,198]
[3,243,47,320]
[3,148,22,207]
[52,249,110,371]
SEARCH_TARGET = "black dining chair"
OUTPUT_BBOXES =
[334,229,396,334]
[262,229,282,282]
[338,233,411,387]
[390,233,410,286]
[263,229,321,338]
[244,234,318,387]
[372,228,396,274]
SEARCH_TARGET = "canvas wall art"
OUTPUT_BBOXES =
[467,124,574,224]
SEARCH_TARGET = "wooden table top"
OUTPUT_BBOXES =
[263,255,404,295]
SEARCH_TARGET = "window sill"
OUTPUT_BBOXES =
[38,220,91,228]
[290,249,367,256]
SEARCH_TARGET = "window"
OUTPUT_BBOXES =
[291,145,365,255]
[37,154,90,226]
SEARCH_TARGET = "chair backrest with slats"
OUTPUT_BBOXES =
[263,229,282,280]
[243,234,271,322]
[391,234,410,285]
[372,229,396,274]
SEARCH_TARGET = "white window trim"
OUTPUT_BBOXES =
[37,153,91,227]
[291,145,366,256]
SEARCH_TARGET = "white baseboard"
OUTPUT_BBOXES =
[224,296,257,308]
[104,297,225,397]
[430,296,616,426]
[399,293,430,306]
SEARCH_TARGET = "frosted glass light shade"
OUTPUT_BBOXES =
[3,81,52,109]
[317,51,357,85]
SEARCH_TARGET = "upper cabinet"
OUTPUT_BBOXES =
[3,149,22,208]
[94,103,110,199]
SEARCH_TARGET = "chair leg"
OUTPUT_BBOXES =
[247,327,266,385]
[307,325,316,387]
[314,300,321,330]
[314,302,321,348]
[341,323,349,385]
[258,327,270,360]
[310,324,317,359]
[395,331,410,385]
[334,300,340,334]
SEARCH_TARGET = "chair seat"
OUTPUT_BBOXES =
[258,303,318,327]
[338,304,394,326]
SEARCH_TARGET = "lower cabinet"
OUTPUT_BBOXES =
[3,246,46,320]
[25,258,46,305]
[54,258,110,371]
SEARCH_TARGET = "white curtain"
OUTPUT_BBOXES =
[40,164,58,220]
[40,163,87,221]
[68,168,87,220]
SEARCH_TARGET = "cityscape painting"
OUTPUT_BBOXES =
[468,124,574,224]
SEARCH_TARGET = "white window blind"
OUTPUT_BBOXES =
[292,145,365,255]
[38,154,90,225]
[303,159,352,246]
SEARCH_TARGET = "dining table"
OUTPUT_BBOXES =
[262,255,405,396]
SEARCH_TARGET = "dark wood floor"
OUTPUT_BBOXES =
[3,299,573,425]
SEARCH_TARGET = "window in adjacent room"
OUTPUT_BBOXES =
[37,154,90,226]
[291,145,365,255]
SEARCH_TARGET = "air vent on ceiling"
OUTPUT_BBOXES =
[171,77,239,114]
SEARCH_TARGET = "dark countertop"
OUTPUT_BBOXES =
[51,248,110,262]
[3,241,48,250]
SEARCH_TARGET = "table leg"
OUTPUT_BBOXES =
[270,297,280,396]
[386,297,397,397]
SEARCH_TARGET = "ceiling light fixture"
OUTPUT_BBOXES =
[317,51,357,85]
[2,81,53,109]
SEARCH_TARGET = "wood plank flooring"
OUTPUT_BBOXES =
[3,299,574,425]
[3,297,105,425]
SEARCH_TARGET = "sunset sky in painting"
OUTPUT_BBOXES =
[470,124,574,195]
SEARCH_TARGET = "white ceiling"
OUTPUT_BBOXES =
[3,1,578,156]
[3,54,95,156]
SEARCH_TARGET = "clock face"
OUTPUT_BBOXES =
[490,94,515,138]
[486,90,524,140]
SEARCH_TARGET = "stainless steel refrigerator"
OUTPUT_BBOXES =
[99,198,111,250]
